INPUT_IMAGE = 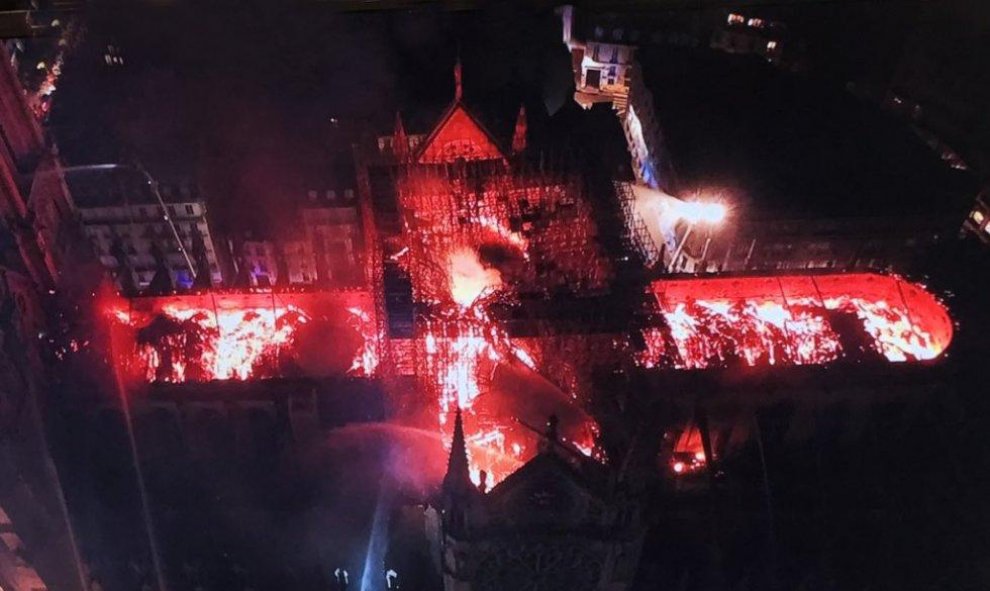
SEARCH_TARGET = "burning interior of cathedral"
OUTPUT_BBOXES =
[97,62,956,492]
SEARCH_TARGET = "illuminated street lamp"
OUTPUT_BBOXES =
[669,200,727,272]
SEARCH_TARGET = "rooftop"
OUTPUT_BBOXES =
[65,167,204,208]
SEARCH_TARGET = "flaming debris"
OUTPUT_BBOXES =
[447,247,503,309]
[639,275,952,369]
[420,268,596,486]
[124,304,308,382]
[347,306,380,377]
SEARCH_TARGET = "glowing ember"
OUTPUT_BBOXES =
[448,247,502,308]
[465,425,525,487]
[122,304,309,382]
[640,275,952,369]
[422,310,598,485]
[826,297,938,362]
[477,214,529,252]
[420,270,598,485]
[388,132,612,486]
[423,307,525,416]
[346,306,380,376]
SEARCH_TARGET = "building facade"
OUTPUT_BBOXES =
[387,412,643,591]
[230,188,363,287]
[68,171,224,291]
[560,5,976,276]
[0,42,87,591]
[962,189,990,244]
[301,188,362,285]
[558,5,675,193]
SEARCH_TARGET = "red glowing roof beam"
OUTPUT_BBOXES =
[639,273,952,369]
[110,291,378,384]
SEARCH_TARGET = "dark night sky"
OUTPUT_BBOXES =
[51,2,986,232]
[51,4,574,232]
[638,45,976,219]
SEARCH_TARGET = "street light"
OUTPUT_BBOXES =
[669,200,727,272]
[679,201,727,225]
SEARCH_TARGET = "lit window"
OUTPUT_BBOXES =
[748,18,765,28]
[984,223,990,236]
[767,41,777,51]
[971,210,985,225]
[727,14,744,25]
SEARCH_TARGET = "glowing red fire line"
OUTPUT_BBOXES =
[639,275,952,369]
[346,306,380,377]
[418,243,596,487]
[114,304,309,383]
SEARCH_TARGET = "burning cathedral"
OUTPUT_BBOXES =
[93,60,958,591]
[350,63,953,590]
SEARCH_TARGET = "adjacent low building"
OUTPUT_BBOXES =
[559,4,978,275]
[229,188,362,287]
[0,41,87,591]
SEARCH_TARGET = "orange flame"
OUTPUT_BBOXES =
[448,247,503,308]
[346,306,380,376]
[121,304,309,382]
[638,295,947,369]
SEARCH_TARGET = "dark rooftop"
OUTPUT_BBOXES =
[638,46,977,219]
[65,167,203,208]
